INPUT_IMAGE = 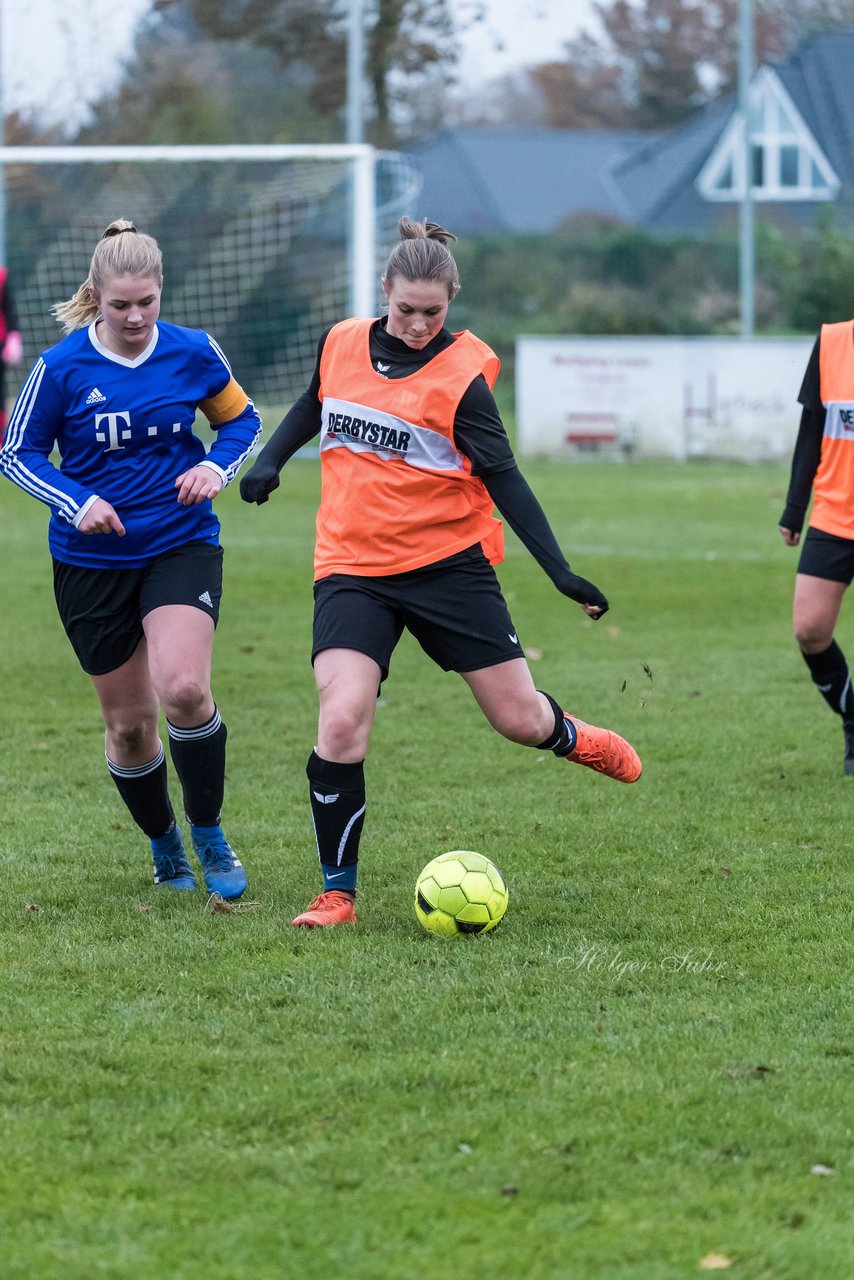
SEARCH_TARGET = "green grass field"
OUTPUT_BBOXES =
[2,457,852,1279]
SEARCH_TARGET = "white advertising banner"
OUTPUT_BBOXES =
[515,335,814,461]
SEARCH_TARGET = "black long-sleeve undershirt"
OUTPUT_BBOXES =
[241,320,606,610]
[780,406,823,533]
[780,336,823,534]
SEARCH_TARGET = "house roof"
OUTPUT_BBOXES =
[603,101,732,229]
[407,29,854,236]
[407,127,648,234]
[606,26,854,231]
[774,28,854,188]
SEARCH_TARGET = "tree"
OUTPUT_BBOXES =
[367,0,458,145]
[763,0,854,46]
[78,10,335,146]
[144,0,463,144]
[495,0,793,132]
[529,32,635,131]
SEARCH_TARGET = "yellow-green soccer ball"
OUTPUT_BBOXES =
[414,850,508,937]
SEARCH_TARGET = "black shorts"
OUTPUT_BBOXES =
[797,526,854,585]
[53,541,223,676]
[312,546,525,681]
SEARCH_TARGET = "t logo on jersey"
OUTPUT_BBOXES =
[95,411,132,452]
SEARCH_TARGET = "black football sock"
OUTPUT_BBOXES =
[802,642,854,718]
[106,742,175,838]
[534,690,578,756]
[307,750,365,894]
[167,707,227,826]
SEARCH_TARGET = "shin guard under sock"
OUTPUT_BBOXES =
[802,642,854,719]
[107,743,175,838]
[167,708,227,826]
[534,690,578,756]
[307,750,365,893]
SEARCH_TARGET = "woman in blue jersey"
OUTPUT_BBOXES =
[0,219,261,897]
[240,217,641,929]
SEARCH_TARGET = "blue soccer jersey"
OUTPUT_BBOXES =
[0,320,262,567]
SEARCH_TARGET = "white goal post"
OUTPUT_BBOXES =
[0,143,421,411]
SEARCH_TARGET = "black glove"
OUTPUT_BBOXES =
[778,504,805,534]
[240,460,281,505]
[555,570,609,616]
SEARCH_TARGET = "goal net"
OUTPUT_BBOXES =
[0,144,421,414]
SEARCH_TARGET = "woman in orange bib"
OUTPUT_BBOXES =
[780,319,854,773]
[241,218,641,926]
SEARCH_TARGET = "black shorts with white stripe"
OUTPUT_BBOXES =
[53,541,223,675]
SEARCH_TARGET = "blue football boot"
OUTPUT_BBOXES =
[190,824,247,900]
[150,824,197,890]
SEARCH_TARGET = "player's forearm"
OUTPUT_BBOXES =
[0,440,94,525]
[239,393,321,504]
[781,405,822,530]
[257,393,321,470]
[483,464,573,587]
[204,403,263,484]
[483,465,609,612]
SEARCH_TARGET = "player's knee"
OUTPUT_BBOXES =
[106,716,158,758]
[489,699,546,746]
[319,702,371,759]
[794,617,832,652]
[161,676,209,723]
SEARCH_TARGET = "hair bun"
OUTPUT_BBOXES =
[102,220,138,240]
[399,216,457,247]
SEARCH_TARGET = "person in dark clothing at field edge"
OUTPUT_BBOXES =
[240,216,641,929]
[780,316,854,774]
[0,264,24,443]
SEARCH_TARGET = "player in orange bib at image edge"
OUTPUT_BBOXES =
[780,317,854,774]
[240,216,642,927]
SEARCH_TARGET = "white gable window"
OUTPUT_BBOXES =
[697,67,840,202]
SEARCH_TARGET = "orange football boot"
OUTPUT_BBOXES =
[563,714,642,783]
[292,890,357,927]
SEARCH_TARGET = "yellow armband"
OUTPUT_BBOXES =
[199,376,250,425]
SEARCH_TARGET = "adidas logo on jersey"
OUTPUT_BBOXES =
[198,591,213,608]
[86,387,107,405]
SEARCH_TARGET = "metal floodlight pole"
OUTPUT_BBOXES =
[738,0,755,339]
[351,145,377,318]
[347,0,366,145]
[346,0,373,317]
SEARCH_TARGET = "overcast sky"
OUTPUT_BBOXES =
[454,0,598,83]
[2,0,151,130]
[1,0,599,132]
